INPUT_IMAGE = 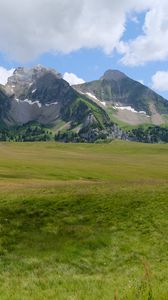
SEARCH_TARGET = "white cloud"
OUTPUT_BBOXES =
[130,16,139,24]
[138,79,144,85]
[0,0,151,62]
[151,71,168,92]
[0,0,167,66]
[0,66,15,85]
[63,72,85,85]
[121,0,168,65]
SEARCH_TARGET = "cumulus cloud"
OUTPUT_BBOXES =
[138,79,144,85]
[0,0,151,62]
[63,72,85,85]
[0,66,15,85]
[121,0,168,65]
[151,71,168,92]
[0,0,167,66]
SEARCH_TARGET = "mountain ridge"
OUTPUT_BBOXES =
[0,66,168,142]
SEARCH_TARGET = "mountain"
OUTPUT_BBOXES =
[4,65,76,125]
[74,69,168,126]
[0,66,123,142]
[0,66,168,143]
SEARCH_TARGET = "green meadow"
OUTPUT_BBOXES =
[0,141,167,299]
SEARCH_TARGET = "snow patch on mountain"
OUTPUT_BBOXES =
[113,104,149,116]
[85,92,106,106]
[15,98,42,108]
[45,102,58,106]
[86,92,98,101]
[15,98,59,108]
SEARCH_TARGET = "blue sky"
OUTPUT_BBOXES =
[0,0,168,99]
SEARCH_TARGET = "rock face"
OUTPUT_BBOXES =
[74,69,168,125]
[0,85,11,123]
[100,69,126,81]
[6,65,62,98]
[4,66,77,125]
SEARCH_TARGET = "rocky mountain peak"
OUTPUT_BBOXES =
[8,65,62,86]
[100,69,127,81]
[5,65,63,98]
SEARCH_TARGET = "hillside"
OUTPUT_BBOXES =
[74,69,168,126]
[0,141,167,299]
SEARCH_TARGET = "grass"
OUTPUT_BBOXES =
[0,141,167,299]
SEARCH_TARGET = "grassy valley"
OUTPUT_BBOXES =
[0,141,167,299]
